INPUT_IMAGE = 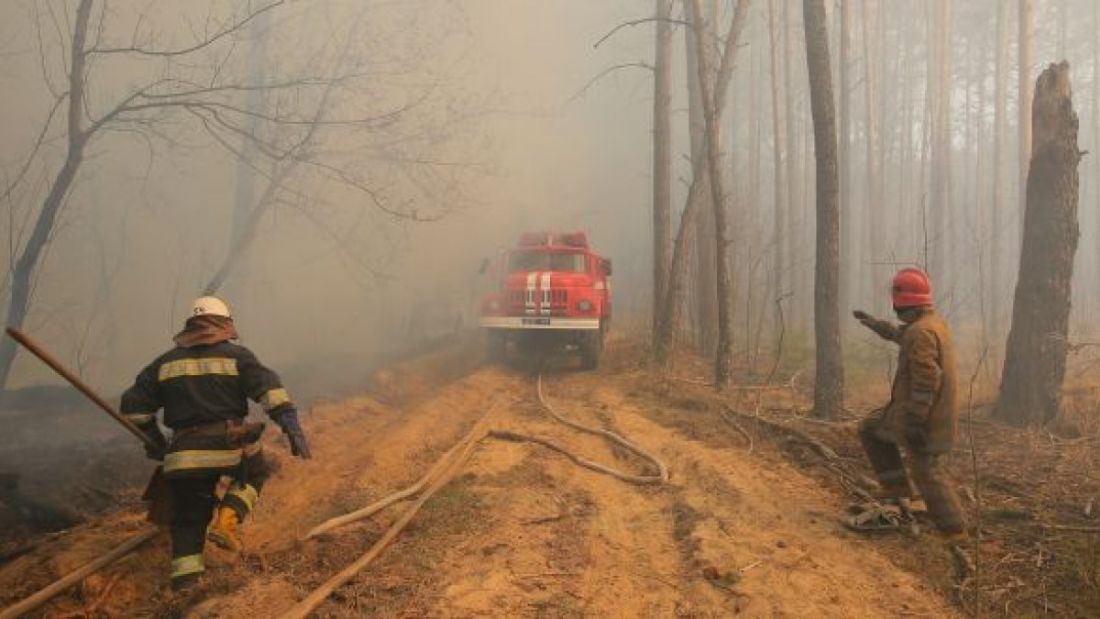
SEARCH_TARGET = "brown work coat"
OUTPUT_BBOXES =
[865,309,958,453]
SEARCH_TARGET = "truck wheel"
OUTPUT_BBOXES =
[486,332,506,363]
[579,329,603,370]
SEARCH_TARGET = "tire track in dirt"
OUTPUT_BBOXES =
[592,371,955,617]
[415,367,955,617]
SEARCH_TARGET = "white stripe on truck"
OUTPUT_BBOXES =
[540,272,551,315]
[525,272,537,314]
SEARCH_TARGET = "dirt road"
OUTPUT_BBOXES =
[0,347,954,617]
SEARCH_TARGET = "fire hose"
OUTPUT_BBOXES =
[284,369,669,617]
[1,361,669,617]
[487,371,668,484]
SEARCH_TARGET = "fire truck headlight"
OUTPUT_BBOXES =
[577,299,594,312]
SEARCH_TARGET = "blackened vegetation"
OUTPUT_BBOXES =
[1,387,149,558]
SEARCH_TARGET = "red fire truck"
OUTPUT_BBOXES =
[479,231,612,369]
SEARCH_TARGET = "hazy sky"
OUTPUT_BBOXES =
[0,0,664,392]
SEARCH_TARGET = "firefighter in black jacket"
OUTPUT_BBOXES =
[120,296,311,591]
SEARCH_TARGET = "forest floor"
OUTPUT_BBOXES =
[1,337,1098,617]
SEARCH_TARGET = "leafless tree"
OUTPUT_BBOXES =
[991,0,1010,336]
[767,1,788,326]
[651,0,675,339]
[1018,0,1035,222]
[838,0,853,315]
[688,0,742,388]
[0,0,469,390]
[802,0,844,419]
[653,0,750,370]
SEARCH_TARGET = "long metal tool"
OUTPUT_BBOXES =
[0,328,164,618]
[4,327,156,449]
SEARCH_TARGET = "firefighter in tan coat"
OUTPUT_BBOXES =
[853,268,967,537]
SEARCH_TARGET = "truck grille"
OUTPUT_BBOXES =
[542,288,568,314]
[509,288,568,314]
[548,288,568,306]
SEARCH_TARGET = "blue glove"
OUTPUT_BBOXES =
[271,408,311,459]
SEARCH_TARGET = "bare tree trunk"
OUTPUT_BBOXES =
[685,0,718,355]
[838,0,852,316]
[1093,1,1100,313]
[204,8,364,295]
[767,1,787,315]
[974,34,989,331]
[991,0,1009,336]
[1095,1,1100,313]
[784,0,803,329]
[652,0,674,338]
[204,165,293,295]
[874,1,889,309]
[745,25,764,370]
[928,0,951,283]
[996,62,1081,426]
[0,0,94,391]
[232,10,271,248]
[802,0,844,419]
[861,0,882,306]
[653,0,750,368]
[898,24,914,259]
[689,0,743,387]
[916,2,932,271]
[1018,0,1034,223]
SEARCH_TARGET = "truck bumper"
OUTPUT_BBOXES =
[480,316,600,330]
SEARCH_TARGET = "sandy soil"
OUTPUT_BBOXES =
[0,346,956,618]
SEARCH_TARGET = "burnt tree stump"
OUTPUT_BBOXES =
[997,62,1082,426]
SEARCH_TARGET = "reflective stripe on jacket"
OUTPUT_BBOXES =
[120,341,293,430]
[158,420,265,478]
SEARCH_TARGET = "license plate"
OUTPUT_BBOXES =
[522,317,551,326]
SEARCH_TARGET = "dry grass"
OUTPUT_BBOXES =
[632,340,1100,617]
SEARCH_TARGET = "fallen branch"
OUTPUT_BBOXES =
[671,372,798,393]
[719,405,874,501]
[0,529,157,619]
[723,405,838,459]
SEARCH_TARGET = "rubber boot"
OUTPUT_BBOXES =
[171,572,202,592]
[169,553,205,592]
[206,506,243,552]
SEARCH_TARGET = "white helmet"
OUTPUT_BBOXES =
[190,296,232,319]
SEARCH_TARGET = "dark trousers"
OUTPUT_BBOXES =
[859,409,967,534]
[167,451,271,579]
[170,476,220,567]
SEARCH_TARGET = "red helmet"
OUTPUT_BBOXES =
[891,268,933,309]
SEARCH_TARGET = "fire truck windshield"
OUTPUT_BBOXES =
[509,251,586,273]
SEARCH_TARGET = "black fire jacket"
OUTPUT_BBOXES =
[120,341,293,431]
